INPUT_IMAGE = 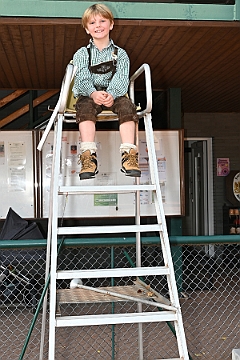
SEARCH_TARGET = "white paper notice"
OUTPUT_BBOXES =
[7,142,26,191]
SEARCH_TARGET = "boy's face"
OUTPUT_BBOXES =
[86,14,113,41]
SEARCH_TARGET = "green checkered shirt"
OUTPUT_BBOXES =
[72,39,130,99]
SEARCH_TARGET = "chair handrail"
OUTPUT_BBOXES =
[38,62,152,151]
[129,63,152,118]
[58,64,76,114]
[37,63,76,151]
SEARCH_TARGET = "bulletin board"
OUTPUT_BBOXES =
[41,130,184,218]
[0,131,35,219]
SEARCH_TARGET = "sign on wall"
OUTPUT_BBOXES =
[0,131,34,219]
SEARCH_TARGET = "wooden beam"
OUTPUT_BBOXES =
[0,89,59,128]
[1,17,240,28]
[0,89,28,108]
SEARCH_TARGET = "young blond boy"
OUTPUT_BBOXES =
[73,3,141,180]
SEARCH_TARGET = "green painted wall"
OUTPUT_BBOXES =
[0,1,239,21]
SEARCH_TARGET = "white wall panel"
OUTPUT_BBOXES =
[0,131,34,219]
[41,130,182,218]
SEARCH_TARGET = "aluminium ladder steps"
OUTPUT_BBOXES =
[56,285,175,316]
[57,223,162,235]
[59,184,156,194]
[39,62,190,360]
[56,284,171,306]
[56,266,170,280]
[55,311,177,327]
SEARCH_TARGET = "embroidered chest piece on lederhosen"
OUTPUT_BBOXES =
[87,45,118,79]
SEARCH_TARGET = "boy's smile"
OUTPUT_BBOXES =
[86,14,113,43]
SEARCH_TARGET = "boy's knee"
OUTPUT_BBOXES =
[75,96,101,124]
[113,97,139,125]
[119,114,139,125]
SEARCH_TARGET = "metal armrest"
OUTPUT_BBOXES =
[129,63,152,118]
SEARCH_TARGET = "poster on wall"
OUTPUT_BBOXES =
[217,158,230,176]
[8,141,26,192]
[0,132,34,219]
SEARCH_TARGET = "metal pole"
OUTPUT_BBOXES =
[19,237,65,360]
[39,118,59,360]
[111,246,115,360]
[75,284,175,310]
[135,120,143,360]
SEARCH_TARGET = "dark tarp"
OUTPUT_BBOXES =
[0,207,43,240]
[0,207,45,265]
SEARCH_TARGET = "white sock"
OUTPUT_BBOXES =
[120,143,137,154]
[80,142,97,154]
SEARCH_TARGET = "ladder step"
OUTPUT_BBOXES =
[56,266,170,280]
[57,284,170,306]
[56,285,175,315]
[55,311,177,327]
[59,184,156,194]
[57,224,162,235]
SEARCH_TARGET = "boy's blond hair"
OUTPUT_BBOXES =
[81,3,114,29]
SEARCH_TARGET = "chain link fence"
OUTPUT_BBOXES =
[0,239,239,360]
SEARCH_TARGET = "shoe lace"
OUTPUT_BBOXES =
[126,153,138,167]
[79,154,92,169]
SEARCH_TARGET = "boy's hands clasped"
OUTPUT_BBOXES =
[90,90,114,107]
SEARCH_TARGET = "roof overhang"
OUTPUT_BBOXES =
[1,1,240,113]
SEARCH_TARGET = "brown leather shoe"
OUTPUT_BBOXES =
[79,150,98,180]
[121,149,141,177]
